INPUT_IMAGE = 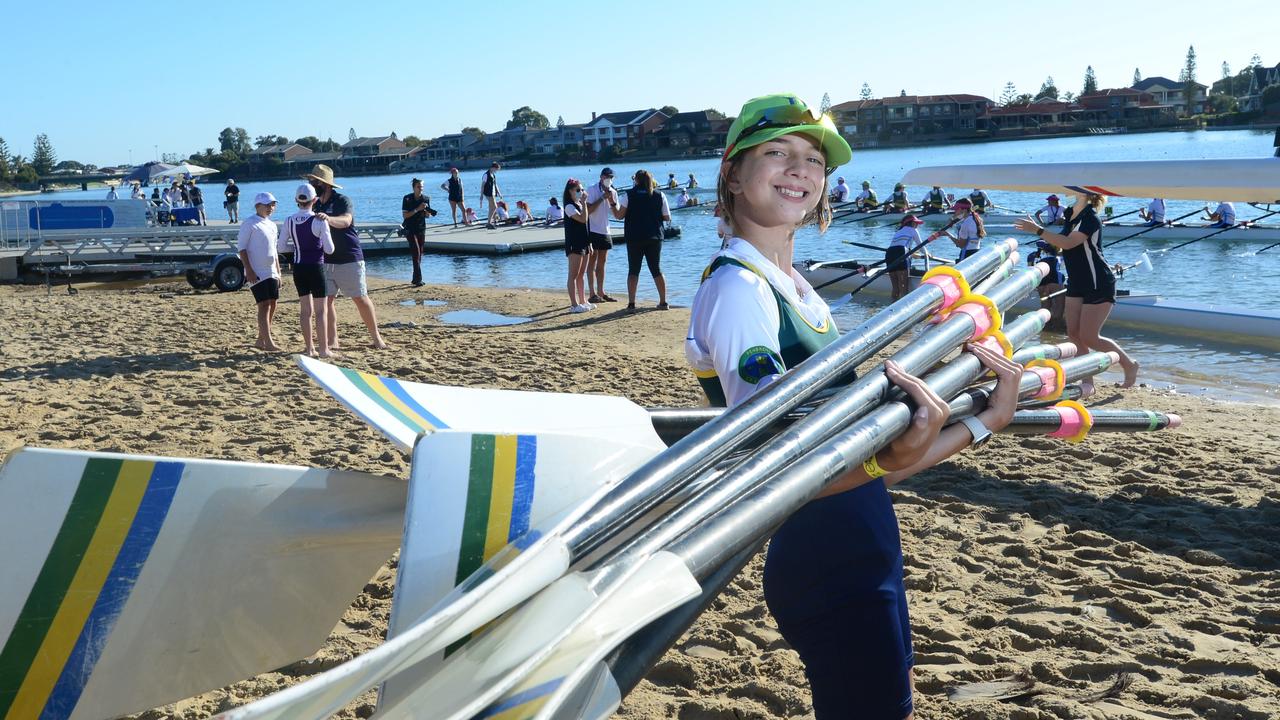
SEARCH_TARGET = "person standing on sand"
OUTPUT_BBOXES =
[305,163,387,350]
[281,183,335,357]
[562,178,593,313]
[480,162,502,228]
[441,167,466,226]
[614,169,670,311]
[686,93,1025,720]
[225,179,240,223]
[584,167,619,304]
[402,178,431,286]
[1015,192,1140,387]
[237,192,282,351]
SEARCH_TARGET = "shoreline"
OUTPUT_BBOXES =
[3,278,1278,720]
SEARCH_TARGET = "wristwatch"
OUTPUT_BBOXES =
[960,415,993,447]
[1036,227,1046,237]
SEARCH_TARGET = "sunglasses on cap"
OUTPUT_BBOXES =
[734,104,841,174]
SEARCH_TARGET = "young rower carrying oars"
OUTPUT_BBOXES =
[1015,193,1140,388]
[685,93,1025,719]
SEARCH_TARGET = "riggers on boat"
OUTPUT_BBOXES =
[1012,221,1280,244]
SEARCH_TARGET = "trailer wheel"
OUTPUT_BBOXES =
[186,268,215,289]
[213,257,245,292]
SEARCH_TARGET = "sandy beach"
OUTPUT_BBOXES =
[1,275,1277,719]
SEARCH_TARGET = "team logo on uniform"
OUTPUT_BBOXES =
[738,346,783,384]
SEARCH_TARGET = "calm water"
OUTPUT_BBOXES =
[27,129,1280,402]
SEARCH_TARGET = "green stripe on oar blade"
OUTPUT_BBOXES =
[0,458,120,718]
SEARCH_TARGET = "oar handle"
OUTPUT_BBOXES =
[1103,206,1208,248]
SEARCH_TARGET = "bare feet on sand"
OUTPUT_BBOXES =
[1121,359,1140,388]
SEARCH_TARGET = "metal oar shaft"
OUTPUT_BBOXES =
[1103,207,1206,248]
[1160,208,1280,253]
[589,274,1047,584]
[1003,408,1179,433]
[562,242,1020,561]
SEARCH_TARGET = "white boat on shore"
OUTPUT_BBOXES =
[796,257,1280,351]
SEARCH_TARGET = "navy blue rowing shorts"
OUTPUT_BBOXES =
[764,479,913,719]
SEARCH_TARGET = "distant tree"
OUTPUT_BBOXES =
[0,137,10,182]
[402,135,423,147]
[659,105,678,117]
[1012,94,1035,106]
[1179,45,1197,84]
[1082,66,1098,96]
[820,93,831,114]
[461,126,485,140]
[1132,67,1142,85]
[1039,76,1059,100]
[53,160,84,172]
[704,108,726,120]
[1221,61,1233,96]
[295,135,340,152]
[506,106,550,130]
[15,164,38,185]
[899,89,906,97]
[31,134,56,175]
[255,134,289,147]
[999,81,1018,106]
[556,115,565,129]
[218,127,252,156]
[1062,91,1077,102]
[349,128,357,141]
[1250,53,1262,69]
[860,83,873,101]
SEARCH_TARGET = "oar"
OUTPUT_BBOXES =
[1255,238,1280,254]
[832,206,898,225]
[248,243,1023,718]
[841,239,888,253]
[1102,207,1208,248]
[1101,208,1143,224]
[1150,208,1280,254]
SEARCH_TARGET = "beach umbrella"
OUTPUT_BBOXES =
[122,161,175,184]
[151,162,217,181]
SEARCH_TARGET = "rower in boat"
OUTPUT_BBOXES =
[688,173,699,188]
[921,185,948,214]
[1207,200,1236,228]
[939,197,985,261]
[677,188,699,208]
[887,182,910,213]
[1138,197,1166,227]
[667,173,680,189]
[855,180,879,210]
[830,176,852,203]
[1034,194,1066,227]
[968,187,992,214]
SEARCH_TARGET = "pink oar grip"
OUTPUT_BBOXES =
[1055,342,1078,358]
[922,274,964,309]
[1032,367,1059,398]
[1167,414,1183,429]
[1049,405,1085,438]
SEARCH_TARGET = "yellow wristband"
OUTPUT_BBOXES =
[862,454,890,479]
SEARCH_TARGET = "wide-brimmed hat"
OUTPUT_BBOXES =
[723,94,852,173]
[1046,194,1060,202]
[304,163,342,189]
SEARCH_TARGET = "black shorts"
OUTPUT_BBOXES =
[884,244,908,272]
[564,239,589,256]
[626,237,663,277]
[448,191,463,203]
[293,264,326,298]
[251,278,279,303]
[588,232,612,251]
[1066,276,1116,304]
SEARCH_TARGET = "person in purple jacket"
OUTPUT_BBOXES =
[281,183,336,357]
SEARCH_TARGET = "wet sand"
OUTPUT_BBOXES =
[1,276,1276,719]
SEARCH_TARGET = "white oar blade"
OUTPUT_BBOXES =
[375,552,700,720]
[297,355,665,452]
[219,430,663,720]
[0,448,404,720]
[902,158,1280,203]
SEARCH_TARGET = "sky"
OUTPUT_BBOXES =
[4,0,1276,166]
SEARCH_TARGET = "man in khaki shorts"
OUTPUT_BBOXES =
[305,163,387,349]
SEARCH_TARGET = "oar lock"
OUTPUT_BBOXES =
[1047,399,1093,443]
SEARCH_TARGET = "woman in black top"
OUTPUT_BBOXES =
[562,179,593,312]
[440,167,466,226]
[1015,193,1139,387]
[613,169,671,311]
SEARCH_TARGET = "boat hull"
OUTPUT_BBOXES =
[1017,222,1280,243]
[830,208,1025,226]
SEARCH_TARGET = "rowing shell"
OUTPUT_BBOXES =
[796,258,1280,351]
[902,158,1280,204]
[831,208,1026,225]
[1013,221,1280,243]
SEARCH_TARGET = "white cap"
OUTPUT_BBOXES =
[296,183,317,202]
[253,191,277,205]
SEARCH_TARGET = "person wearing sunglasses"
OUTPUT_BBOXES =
[685,93,1024,720]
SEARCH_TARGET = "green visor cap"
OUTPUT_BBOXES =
[724,94,853,173]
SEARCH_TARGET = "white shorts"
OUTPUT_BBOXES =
[325,261,368,298]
